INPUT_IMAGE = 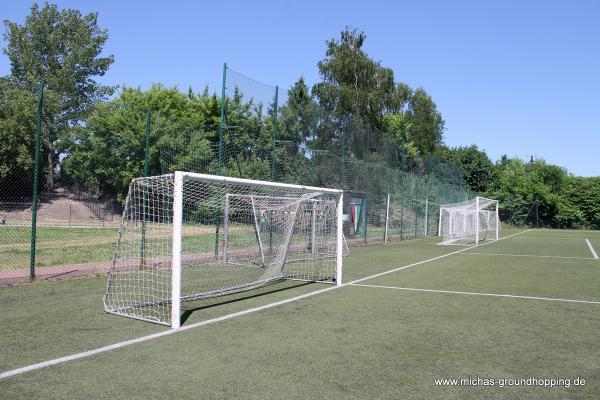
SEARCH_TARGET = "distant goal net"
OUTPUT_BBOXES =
[438,196,499,246]
[104,172,343,328]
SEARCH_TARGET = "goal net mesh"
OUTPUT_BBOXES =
[438,197,499,246]
[104,173,339,326]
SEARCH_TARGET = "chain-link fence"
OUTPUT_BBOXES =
[1,67,476,286]
[158,66,474,246]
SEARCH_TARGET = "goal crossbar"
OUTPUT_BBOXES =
[104,172,344,329]
[438,196,500,246]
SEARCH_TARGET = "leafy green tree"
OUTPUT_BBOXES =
[312,27,445,168]
[561,176,600,229]
[312,27,394,157]
[62,85,213,202]
[0,78,36,199]
[406,89,445,155]
[439,145,494,192]
[3,2,114,187]
[381,113,416,159]
[483,156,597,228]
[279,78,314,145]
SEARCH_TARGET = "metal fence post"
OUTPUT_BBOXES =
[217,63,227,175]
[141,109,151,263]
[271,86,278,182]
[29,81,44,280]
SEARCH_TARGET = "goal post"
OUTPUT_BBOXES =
[104,171,344,329]
[438,196,500,246]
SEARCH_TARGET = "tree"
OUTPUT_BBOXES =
[3,2,115,188]
[405,88,445,155]
[312,27,445,168]
[439,145,494,192]
[560,176,600,229]
[0,77,36,200]
[279,77,314,145]
[312,27,395,157]
[61,85,213,203]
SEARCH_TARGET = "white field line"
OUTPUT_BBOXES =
[585,239,599,259]
[519,236,590,240]
[350,283,600,305]
[0,229,530,380]
[463,252,598,261]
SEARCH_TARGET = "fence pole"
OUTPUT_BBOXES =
[214,63,228,256]
[141,109,151,263]
[384,193,390,243]
[217,63,227,175]
[363,125,370,242]
[267,86,279,254]
[414,177,418,238]
[309,103,317,186]
[271,86,279,182]
[29,81,44,280]
[424,177,430,236]
[400,193,404,240]
[341,125,346,189]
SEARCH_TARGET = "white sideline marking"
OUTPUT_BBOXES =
[0,229,530,380]
[520,236,589,240]
[350,283,600,305]
[463,252,598,261]
[585,239,599,259]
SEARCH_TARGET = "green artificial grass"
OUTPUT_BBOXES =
[1,228,599,399]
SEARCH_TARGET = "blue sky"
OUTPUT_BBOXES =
[2,0,599,176]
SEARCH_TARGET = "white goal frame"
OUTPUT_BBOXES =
[104,171,345,329]
[170,172,344,328]
[438,196,500,246]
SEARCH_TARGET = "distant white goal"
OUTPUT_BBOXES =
[438,196,500,246]
[104,172,344,328]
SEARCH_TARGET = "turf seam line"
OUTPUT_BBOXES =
[0,229,529,380]
[463,252,598,261]
[349,283,600,305]
[585,239,599,259]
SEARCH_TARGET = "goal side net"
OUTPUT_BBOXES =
[104,172,343,328]
[438,196,500,246]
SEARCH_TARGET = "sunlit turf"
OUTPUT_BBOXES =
[1,228,599,399]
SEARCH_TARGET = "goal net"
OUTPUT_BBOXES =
[438,196,499,246]
[104,172,343,328]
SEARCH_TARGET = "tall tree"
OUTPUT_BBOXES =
[280,77,314,145]
[406,88,445,155]
[312,27,445,168]
[3,2,115,188]
[312,27,395,157]
[439,145,494,192]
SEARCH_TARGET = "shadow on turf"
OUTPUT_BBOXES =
[179,281,315,325]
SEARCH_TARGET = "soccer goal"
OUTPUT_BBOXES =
[104,172,344,328]
[438,196,499,246]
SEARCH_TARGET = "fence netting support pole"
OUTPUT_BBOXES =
[141,109,151,263]
[271,86,278,182]
[29,81,44,281]
[424,177,430,236]
[384,193,390,243]
[217,63,227,176]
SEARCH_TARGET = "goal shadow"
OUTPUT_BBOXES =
[179,280,316,325]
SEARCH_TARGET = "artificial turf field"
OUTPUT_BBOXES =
[1,228,599,399]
